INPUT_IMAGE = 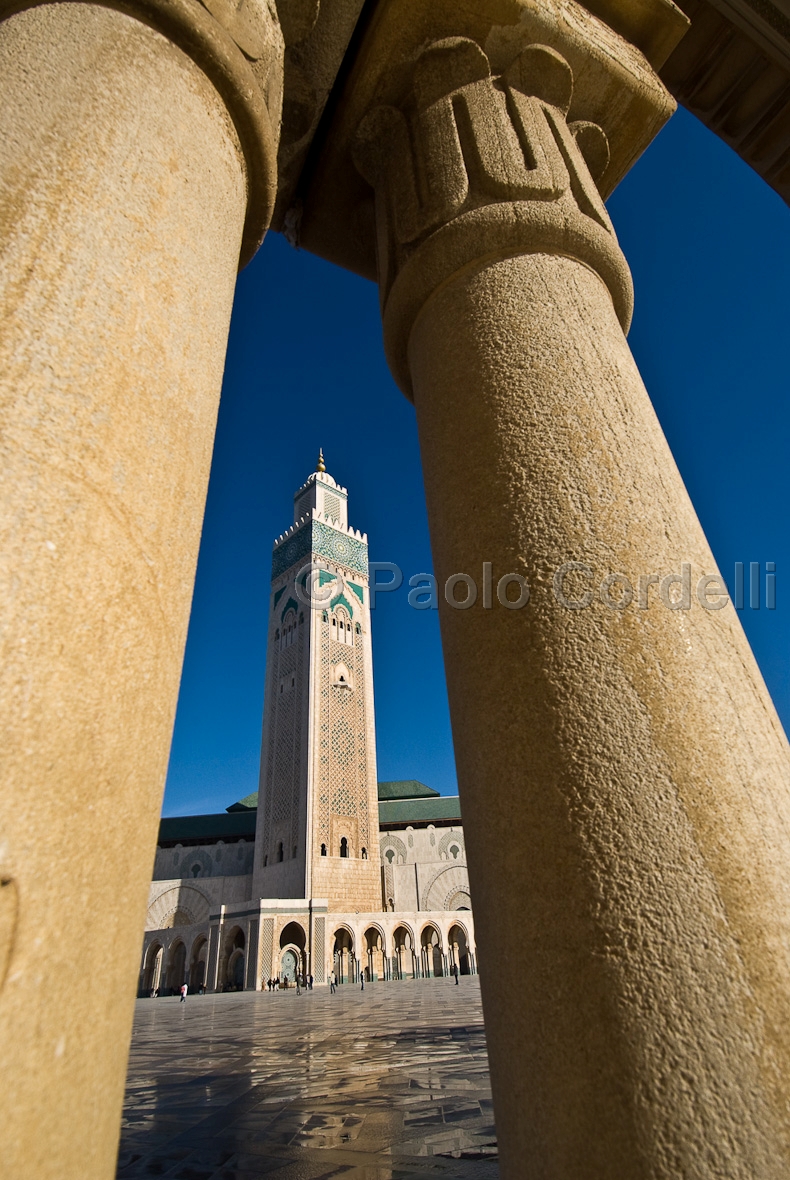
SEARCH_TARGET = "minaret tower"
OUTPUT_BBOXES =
[252,454,382,912]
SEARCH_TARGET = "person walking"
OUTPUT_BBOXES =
[329,971,336,994]
[180,983,188,1003]
[308,974,313,991]
[296,974,301,995]
[360,970,365,992]
[453,963,459,985]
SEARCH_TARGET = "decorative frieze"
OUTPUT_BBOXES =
[271,517,369,578]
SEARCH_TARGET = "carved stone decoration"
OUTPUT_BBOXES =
[352,36,633,396]
[0,876,18,994]
[198,0,274,60]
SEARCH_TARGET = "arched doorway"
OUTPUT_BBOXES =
[227,947,245,989]
[392,926,414,980]
[420,925,444,978]
[166,940,187,994]
[189,935,208,992]
[142,942,163,996]
[221,926,246,991]
[363,926,386,981]
[279,921,307,985]
[447,890,472,910]
[449,924,471,975]
[332,927,354,984]
[280,948,298,983]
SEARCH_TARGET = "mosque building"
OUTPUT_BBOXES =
[139,456,477,993]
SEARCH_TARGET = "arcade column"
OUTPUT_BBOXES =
[0,0,281,1173]
[337,3,790,1176]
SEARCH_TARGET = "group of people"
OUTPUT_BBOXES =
[264,974,313,992]
[163,963,461,1000]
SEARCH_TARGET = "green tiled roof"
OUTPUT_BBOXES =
[376,780,440,800]
[225,779,442,814]
[378,796,462,826]
[227,792,259,812]
[158,812,257,846]
[161,790,462,845]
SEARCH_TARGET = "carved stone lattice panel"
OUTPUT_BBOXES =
[313,916,326,982]
[321,622,369,842]
[259,917,274,981]
[438,829,465,860]
[263,625,303,856]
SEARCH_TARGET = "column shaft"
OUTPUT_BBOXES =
[409,251,790,1177]
[0,6,250,1174]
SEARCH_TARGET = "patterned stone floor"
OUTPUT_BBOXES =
[116,977,498,1180]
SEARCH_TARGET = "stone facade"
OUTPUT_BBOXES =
[142,779,476,991]
[381,824,469,913]
[140,463,477,994]
[253,462,382,911]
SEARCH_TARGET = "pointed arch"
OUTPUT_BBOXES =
[330,591,354,616]
[280,597,300,622]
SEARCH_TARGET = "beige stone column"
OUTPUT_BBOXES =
[352,20,790,1180]
[0,0,280,1174]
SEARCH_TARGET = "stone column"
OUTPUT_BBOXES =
[246,917,260,990]
[0,0,281,1173]
[353,24,790,1180]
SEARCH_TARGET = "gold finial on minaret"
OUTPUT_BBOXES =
[316,448,326,474]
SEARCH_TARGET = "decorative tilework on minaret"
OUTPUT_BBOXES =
[253,456,382,912]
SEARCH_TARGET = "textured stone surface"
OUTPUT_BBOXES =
[409,252,790,1176]
[116,978,497,1178]
[0,6,249,1175]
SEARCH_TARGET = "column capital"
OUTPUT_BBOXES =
[299,0,685,396]
[0,0,284,263]
[354,35,636,396]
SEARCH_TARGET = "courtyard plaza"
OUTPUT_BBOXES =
[116,976,498,1180]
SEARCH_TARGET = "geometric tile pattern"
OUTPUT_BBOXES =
[116,978,498,1179]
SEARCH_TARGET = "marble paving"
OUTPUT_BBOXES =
[116,976,499,1179]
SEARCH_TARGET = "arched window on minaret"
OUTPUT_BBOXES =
[281,609,298,649]
[332,608,353,647]
[277,842,284,863]
[340,837,348,858]
[333,662,353,691]
[320,843,327,856]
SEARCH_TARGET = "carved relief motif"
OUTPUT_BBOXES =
[353,36,629,336]
[198,0,274,60]
[0,875,18,994]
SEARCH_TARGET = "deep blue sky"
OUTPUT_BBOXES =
[162,105,790,818]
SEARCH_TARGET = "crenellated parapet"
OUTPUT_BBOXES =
[271,508,368,580]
